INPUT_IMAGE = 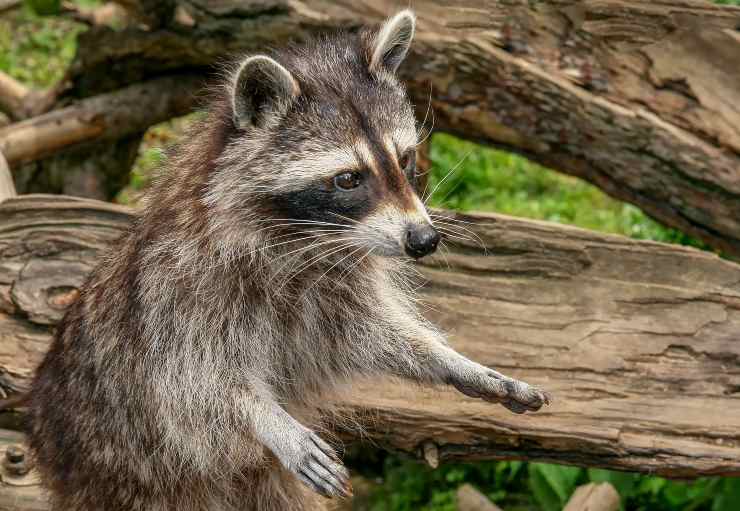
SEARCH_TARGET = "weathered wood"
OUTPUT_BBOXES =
[1,195,739,478]
[0,429,47,511]
[51,0,740,257]
[0,71,57,122]
[0,71,30,120]
[563,483,620,511]
[457,484,504,511]
[0,0,21,13]
[0,152,15,202]
[0,76,200,167]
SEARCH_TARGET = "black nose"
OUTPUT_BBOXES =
[404,224,441,259]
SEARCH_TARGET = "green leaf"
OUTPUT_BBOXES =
[528,464,563,511]
[24,0,61,16]
[587,468,638,506]
[529,464,582,511]
[712,478,740,511]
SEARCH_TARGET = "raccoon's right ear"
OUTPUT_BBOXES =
[368,10,416,74]
[231,56,300,131]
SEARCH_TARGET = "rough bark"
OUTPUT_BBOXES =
[0,75,200,200]
[50,0,740,256]
[1,195,739,478]
[0,429,46,511]
[0,75,200,168]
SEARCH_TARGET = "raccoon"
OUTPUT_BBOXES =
[27,10,549,511]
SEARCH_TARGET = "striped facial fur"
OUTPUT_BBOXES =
[206,10,438,260]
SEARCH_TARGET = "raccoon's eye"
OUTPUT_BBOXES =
[399,150,415,172]
[399,150,416,182]
[334,171,362,191]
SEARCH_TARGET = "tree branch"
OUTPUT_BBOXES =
[0,75,200,167]
[1,195,739,478]
[52,0,740,257]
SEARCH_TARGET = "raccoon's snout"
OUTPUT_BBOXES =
[404,224,440,259]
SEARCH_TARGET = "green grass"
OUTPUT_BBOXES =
[425,133,709,249]
[0,4,85,88]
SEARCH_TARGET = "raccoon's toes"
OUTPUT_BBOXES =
[484,371,551,412]
[296,433,352,499]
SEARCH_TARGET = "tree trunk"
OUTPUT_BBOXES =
[33,0,736,256]
[1,195,739,479]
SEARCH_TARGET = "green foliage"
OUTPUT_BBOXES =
[367,458,531,511]
[24,0,61,16]
[426,133,710,250]
[0,4,84,88]
[528,464,582,511]
[367,457,740,511]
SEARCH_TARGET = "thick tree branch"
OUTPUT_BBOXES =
[0,71,57,121]
[47,0,740,257]
[0,151,15,202]
[1,195,739,480]
[0,75,200,167]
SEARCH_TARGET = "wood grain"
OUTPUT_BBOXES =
[0,195,738,478]
[53,0,740,256]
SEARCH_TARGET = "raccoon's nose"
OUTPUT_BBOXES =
[404,224,441,259]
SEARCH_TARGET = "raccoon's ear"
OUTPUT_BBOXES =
[369,10,416,74]
[231,55,300,130]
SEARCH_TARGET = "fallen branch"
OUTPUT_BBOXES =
[60,0,740,257]
[1,195,739,478]
[0,0,21,13]
[0,151,15,202]
[0,75,200,167]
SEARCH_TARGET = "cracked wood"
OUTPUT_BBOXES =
[47,0,740,257]
[0,195,738,478]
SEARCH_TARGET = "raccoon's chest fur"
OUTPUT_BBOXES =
[135,245,382,405]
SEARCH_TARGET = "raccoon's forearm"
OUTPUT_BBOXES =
[380,332,550,413]
[376,326,473,385]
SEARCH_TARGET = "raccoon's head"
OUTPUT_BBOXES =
[209,10,439,260]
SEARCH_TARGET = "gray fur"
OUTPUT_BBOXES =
[27,10,549,511]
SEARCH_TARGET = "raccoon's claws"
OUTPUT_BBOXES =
[295,433,352,499]
[450,366,550,414]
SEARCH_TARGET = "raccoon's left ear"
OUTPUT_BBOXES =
[231,55,300,131]
[368,10,416,74]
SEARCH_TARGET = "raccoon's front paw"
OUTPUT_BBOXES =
[450,365,551,414]
[291,431,352,499]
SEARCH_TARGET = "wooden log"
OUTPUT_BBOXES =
[0,75,200,167]
[57,0,740,257]
[457,484,504,511]
[0,71,31,120]
[0,195,739,478]
[0,72,58,122]
[0,151,15,202]
[0,428,47,511]
[563,483,620,511]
